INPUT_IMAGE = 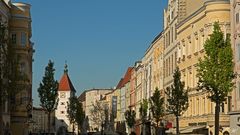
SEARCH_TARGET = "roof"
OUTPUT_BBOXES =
[78,88,114,102]
[117,67,133,89]
[116,78,124,89]
[122,67,133,85]
[58,66,76,92]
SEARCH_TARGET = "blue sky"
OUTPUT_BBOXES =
[13,0,168,106]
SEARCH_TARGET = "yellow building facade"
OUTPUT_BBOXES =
[0,0,33,135]
[10,2,33,134]
[230,0,240,134]
[177,0,231,134]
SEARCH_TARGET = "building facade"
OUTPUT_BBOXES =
[230,0,240,134]
[31,107,55,134]
[176,0,231,134]
[0,1,34,135]
[79,88,113,132]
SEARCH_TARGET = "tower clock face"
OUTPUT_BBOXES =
[60,92,66,98]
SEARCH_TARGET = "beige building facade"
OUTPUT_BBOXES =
[176,0,231,134]
[31,107,55,134]
[79,88,113,132]
[0,1,34,135]
[230,0,240,135]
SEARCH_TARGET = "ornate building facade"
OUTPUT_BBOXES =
[0,0,34,135]
[177,0,231,134]
[230,0,240,134]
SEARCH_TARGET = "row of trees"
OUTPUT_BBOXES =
[38,60,86,134]
[125,67,188,135]
[124,22,234,135]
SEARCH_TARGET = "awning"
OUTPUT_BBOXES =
[165,125,206,134]
[180,125,206,134]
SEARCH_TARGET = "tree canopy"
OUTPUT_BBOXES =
[166,67,188,135]
[197,22,234,135]
[150,88,164,128]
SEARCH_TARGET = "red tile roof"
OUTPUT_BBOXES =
[122,67,133,85]
[58,72,76,92]
[116,78,124,89]
[116,67,133,89]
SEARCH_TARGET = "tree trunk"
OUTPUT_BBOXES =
[156,120,159,135]
[215,102,220,135]
[72,123,75,135]
[142,122,145,135]
[176,116,179,135]
[48,112,51,134]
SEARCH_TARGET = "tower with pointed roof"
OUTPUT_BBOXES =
[55,64,76,134]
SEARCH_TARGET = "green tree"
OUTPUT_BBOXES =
[67,96,79,134]
[139,99,148,135]
[124,108,136,132]
[38,60,59,133]
[75,102,86,134]
[150,88,164,134]
[197,22,234,135]
[166,67,188,135]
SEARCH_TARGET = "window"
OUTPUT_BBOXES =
[237,44,240,61]
[228,96,231,112]
[203,97,205,114]
[61,102,65,105]
[171,27,173,43]
[221,103,224,113]
[236,13,239,24]
[21,32,27,46]
[238,82,240,99]
[19,62,26,74]
[11,33,17,44]
[61,111,64,114]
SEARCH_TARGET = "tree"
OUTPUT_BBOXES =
[197,22,234,135]
[124,108,136,132]
[139,99,148,135]
[75,102,86,135]
[0,22,10,135]
[150,88,164,134]
[38,60,59,133]
[67,96,79,134]
[89,100,108,132]
[166,67,188,135]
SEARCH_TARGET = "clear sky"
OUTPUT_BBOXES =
[13,0,168,106]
